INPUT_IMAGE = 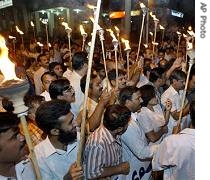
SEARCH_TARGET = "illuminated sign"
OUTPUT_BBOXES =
[109,10,141,19]
[0,0,13,9]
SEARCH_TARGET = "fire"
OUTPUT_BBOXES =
[87,4,96,10]
[90,17,102,30]
[15,26,24,35]
[114,26,120,33]
[80,25,87,36]
[121,38,131,51]
[0,35,20,82]
[106,29,117,42]
[62,22,70,30]
[159,25,165,30]
[140,3,146,9]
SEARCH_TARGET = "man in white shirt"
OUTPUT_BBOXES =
[40,71,57,101]
[161,70,190,135]
[152,100,195,180]
[63,52,88,116]
[35,99,83,180]
[118,86,158,180]
[0,112,36,180]
[33,54,49,95]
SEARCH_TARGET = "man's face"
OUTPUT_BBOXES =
[91,76,103,98]
[58,112,77,144]
[0,127,26,164]
[174,78,186,91]
[118,74,127,89]
[62,85,75,103]
[42,74,57,92]
[39,56,49,69]
[53,65,63,78]
[127,91,143,113]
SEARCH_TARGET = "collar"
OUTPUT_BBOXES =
[168,85,179,96]
[38,136,77,158]
[101,126,116,145]
[179,128,195,136]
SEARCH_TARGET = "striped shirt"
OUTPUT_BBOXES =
[84,125,122,180]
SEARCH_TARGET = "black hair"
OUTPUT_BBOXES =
[72,51,88,70]
[41,71,57,83]
[80,72,98,94]
[0,112,19,134]
[169,70,186,84]
[49,79,71,99]
[118,86,140,106]
[35,99,71,135]
[149,67,164,83]
[108,69,126,81]
[2,97,14,112]
[103,104,131,131]
[37,54,47,63]
[49,62,62,73]
[139,85,156,107]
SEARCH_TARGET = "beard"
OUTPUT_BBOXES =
[58,128,77,145]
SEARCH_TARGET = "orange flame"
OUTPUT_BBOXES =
[80,25,87,36]
[121,38,131,51]
[106,29,117,42]
[0,35,20,82]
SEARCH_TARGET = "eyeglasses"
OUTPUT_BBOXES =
[63,85,74,94]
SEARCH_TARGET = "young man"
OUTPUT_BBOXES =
[161,70,189,135]
[33,54,50,95]
[0,112,36,179]
[63,51,88,116]
[49,62,64,79]
[35,99,83,179]
[49,78,75,104]
[84,104,131,179]
[118,86,158,180]
[40,71,57,101]
[152,100,195,180]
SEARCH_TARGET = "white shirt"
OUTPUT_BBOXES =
[40,90,51,101]
[63,70,84,116]
[33,67,47,95]
[152,128,195,180]
[161,85,187,135]
[34,137,78,180]
[118,115,158,180]
[0,159,36,180]
[136,74,149,88]
[137,105,166,144]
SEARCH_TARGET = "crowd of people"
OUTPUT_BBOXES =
[0,31,195,180]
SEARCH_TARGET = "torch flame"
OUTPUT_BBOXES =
[106,29,117,42]
[30,21,34,27]
[121,38,131,51]
[149,32,153,36]
[0,35,20,82]
[16,26,24,35]
[188,26,192,31]
[140,3,146,9]
[90,17,102,30]
[37,42,43,47]
[80,25,87,36]
[159,25,165,30]
[9,35,16,39]
[183,33,187,38]
[114,26,120,33]
[62,22,70,30]
[87,4,96,10]
[176,31,181,35]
